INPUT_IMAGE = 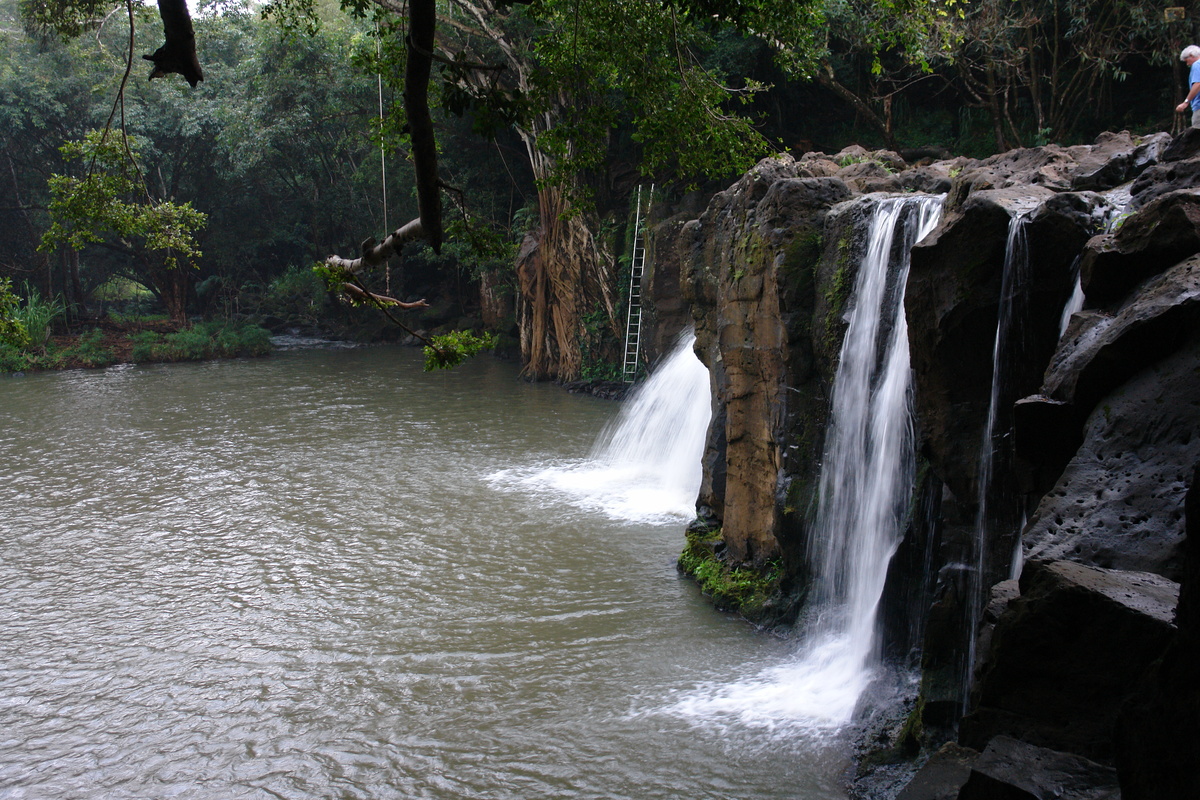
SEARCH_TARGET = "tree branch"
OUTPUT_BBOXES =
[325,217,425,274]
[143,0,203,88]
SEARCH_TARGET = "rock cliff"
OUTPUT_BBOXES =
[646,128,1200,797]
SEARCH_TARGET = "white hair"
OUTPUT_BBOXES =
[1182,45,1200,61]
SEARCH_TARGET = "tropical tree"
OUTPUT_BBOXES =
[41,130,206,324]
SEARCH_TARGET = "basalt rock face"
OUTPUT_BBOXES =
[651,130,1200,797]
[676,155,851,568]
[895,129,1200,798]
[671,150,960,575]
[959,560,1178,762]
[1115,464,1200,800]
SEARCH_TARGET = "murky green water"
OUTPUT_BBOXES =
[0,345,848,799]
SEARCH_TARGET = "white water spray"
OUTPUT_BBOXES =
[802,196,944,708]
[498,330,711,523]
[669,196,943,730]
[589,329,711,490]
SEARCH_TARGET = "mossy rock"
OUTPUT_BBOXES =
[678,525,783,618]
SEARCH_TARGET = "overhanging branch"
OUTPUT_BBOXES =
[324,217,425,274]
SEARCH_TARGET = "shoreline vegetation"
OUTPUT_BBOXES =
[0,316,274,374]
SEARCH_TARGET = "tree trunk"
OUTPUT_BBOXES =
[514,144,617,382]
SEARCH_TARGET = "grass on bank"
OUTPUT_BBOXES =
[0,317,273,374]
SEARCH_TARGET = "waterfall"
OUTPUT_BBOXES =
[590,328,711,488]
[803,195,944,689]
[1059,258,1084,339]
[508,329,711,523]
[963,212,1032,710]
[1060,186,1131,338]
[669,196,943,730]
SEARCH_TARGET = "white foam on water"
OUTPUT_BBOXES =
[489,330,711,525]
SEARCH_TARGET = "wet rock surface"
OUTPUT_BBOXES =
[960,560,1177,763]
[643,131,1200,798]
[958,736,1120,800]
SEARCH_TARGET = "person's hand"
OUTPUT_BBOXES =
[1178,101,1191,113]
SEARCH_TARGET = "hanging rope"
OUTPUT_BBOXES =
[376,27,391,294]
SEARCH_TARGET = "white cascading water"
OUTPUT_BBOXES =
[1060,186,1131,338]
[669,196,943,730]
[964,211,1031,710]
[511,329,712,523]
[1059,260,1085,339]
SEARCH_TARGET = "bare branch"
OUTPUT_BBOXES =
[324,217,425,274]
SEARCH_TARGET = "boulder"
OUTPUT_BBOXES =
[958,735,1120,800]
[1067,130,1170,192]
[1080,189,1200,307]
[942,134,1166,209]
[1022,328,1200,579]
[1128,127,1200,208]
[838,159,904,194]
[894,742,980,800]
[960,560,1178,762]
[1115,463,1200,800]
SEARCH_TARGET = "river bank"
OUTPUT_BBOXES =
[1,316,274,373]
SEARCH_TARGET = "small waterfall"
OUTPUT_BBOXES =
[509,329,711,523]
[964,212,1032,709]
[590,328,711,489]
[1059,258,1084,339]
[1059,186,1132,338]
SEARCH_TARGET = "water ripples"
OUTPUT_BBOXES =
[1,347,847,799]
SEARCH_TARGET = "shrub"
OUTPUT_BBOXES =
[0,279,31,349]
[58,329,116,368]
[130,330,163,362]
[131,322,273,363]
[0,343,30,373]
[14,284,65,350]
[262,265,329,323]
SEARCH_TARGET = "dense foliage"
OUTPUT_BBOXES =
[0,0,1190,374]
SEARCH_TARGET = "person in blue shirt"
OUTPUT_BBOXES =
[1176,45,1200,126]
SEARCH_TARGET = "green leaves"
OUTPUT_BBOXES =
[422,329,498,371]
[0,278,31,350]
[40,131,207,269]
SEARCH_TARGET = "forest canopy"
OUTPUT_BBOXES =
[0,0,1191,377]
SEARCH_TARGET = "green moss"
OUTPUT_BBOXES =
[678,526,783,616]
[820,235,856,355]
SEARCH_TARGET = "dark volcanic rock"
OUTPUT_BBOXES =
[960,559,1178,762]
[1080,189,1200,307]
[1067,130,1170,192]
[1129,127,1200,208]
[906,185,1072,515]
[1115,464,1200,800]
[1022,331,1200,579]
[678,154,851,567]
[894,742,980,800]
[958,736,1120,800]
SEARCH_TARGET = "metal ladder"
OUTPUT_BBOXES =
[622,185,652,382]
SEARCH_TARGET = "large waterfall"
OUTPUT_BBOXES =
[671,196,942,729]
[807,197,943,668]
